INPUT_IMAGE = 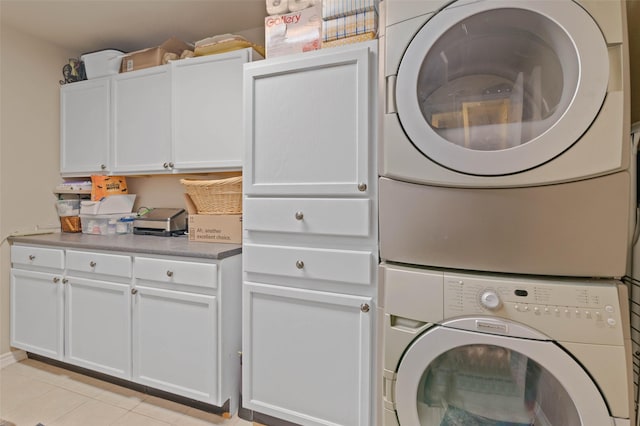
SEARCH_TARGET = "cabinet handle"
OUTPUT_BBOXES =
[53,277,60,284]
[62,278,68,284]
[168,162,174,168]
[100,164,106,170]
[357,182,367,192]
[89,261,96,267]
[28,255,36,261]
[163,162,170,169]
[295,260,304,269]
[166,270,174,277]
[131,288,138,295]
[360,303,370,313]
[294,211,304,221]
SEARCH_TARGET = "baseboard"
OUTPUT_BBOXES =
[0,350,26,369]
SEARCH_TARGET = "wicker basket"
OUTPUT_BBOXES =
[181,176,243,214]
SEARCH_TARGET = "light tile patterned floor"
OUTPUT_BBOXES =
[0,358,256,426]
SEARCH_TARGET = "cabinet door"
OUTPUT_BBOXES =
[173,50,253,171]
[60,78,110,175]
[243,282,372,426]
[112,67,172,173]
[65,277,131,379]
[244,41,377,196]
[10,269,64,360]
[132,286,219,404]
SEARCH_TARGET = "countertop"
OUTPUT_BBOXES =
[9,232,241,260]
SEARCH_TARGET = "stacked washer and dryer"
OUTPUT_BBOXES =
[378,0,636,425]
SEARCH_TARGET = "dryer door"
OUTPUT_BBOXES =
[395,0,609,176]
[394,325,612,425]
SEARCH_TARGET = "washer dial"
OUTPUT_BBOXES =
[480,289,502,310]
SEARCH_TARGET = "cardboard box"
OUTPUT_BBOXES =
[185,194,242,244]
[120,37,192,72]
[265,5,322,58]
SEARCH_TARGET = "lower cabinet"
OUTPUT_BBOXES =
[10,268,64,360]
[65,277,131,379]
[132,285,218,404]
[9,244,242,412]
[242,282,373,426]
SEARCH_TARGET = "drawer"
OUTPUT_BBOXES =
[11,245,64,269]
[244,198,371,237]
[244,243,372,285]
[134,257,218,289]
[66,250,132,278]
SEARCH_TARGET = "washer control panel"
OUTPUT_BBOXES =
[443,273,624,345]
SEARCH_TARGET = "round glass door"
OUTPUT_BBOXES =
[395,326,611,425]
[395,0,609,176]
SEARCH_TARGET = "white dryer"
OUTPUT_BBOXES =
[381,263,634,426]
[379,0,634,277]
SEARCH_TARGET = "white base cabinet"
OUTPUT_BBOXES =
[10,243,242,412]
[11,269,64,360]
[243,282,372,426]
[65,277,131,379]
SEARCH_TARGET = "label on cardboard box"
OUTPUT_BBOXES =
[265,5,322,58]
[188,214,242,244]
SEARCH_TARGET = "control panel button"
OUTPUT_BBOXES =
[605,305,615,313]
[607,318,617,327]
[480,290,502,310]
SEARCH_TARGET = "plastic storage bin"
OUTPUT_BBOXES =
[80,214,136,235]
[80,49,124,79]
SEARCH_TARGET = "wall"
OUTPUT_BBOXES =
[629,1,640,125]
[0,24,76,357]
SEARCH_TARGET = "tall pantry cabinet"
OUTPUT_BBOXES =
[242,41,379,426]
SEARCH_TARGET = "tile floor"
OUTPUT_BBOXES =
[0,358,255,426]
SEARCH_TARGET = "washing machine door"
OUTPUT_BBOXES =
[395,0,609,176]
[394,323,612,425]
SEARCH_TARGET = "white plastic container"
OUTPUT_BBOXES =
[80,49,124,79]
[80,214,136,235]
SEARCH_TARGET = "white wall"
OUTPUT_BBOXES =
[0,23,76,356]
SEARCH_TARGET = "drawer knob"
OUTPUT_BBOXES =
[357,182,367,192]
[163,162,170,169]
[100,164,106,170]
[28,255,36,261]
[166,270,174,277]
[131,288,138,295]
[52,277,60,284]
[62,278,68,284]
[360,303,370,313]
[168,162,174,168]
[89,261,96,267]
[294,211,304,221]
[295,260,304,269]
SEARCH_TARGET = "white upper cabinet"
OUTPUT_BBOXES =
[60,78,111,175]
[112,66,172,173]
[243,41,377,196]
[60,48,261,176]
[172,50,256,171]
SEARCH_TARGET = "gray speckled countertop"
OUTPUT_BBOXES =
[9,232,241,260]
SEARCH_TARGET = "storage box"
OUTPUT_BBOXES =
[80,214,136,235]
[322,9,378,42]
[185,194,242,244]
[60,216,82,233]
[56,199,81,216]
[120,37,192,72]
[80,49,124,79]
[322,0,377,20]
[265,5,322,58]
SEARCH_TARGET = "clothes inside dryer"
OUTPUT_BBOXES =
[419,344,579,426]
[416,8,577,152]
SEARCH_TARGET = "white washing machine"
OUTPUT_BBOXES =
[379,0,634,277]
[381,263,634,426]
